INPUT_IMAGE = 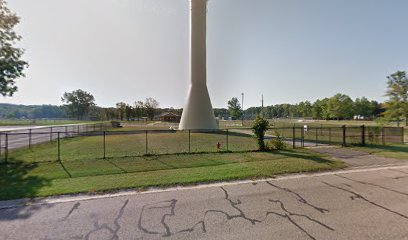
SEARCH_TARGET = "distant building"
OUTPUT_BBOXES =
[159,112,181,123]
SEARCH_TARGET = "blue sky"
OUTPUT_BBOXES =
[3,0,408,108]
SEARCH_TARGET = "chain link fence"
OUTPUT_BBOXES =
[269,125,405,148]
[0,125,404,164]
[0,123,110,162]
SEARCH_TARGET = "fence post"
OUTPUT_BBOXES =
[103,131,106,159]
[5,133,8,164]
[315,128,318,146]
[402,127,405,144]
[145,130,148,154]
[292,126,296,149]
[50,127,53,142]
[65,126,68,136]
[342,125,346,147]
[0,133,2,159]
[188,130,191,153]
[361,125,366,146]
[57,132,61,161]
[226,129,229,151]
[77,125,80,136]
[301,127,305,148]
[382,127,385,145]
[29,129,32,149]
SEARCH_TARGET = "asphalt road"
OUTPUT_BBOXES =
[1,164,408,240]
[0,124,104,151]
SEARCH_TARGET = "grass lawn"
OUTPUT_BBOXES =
[0,149,345,200]
[352,144,408,160]
[8,131,259,162]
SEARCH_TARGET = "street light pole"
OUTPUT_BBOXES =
[241,93,244,126]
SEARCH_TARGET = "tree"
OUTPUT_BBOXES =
[103,107,118,120]
[214,108,228,119]
[88,106,104,121]
[134,100,144,120]
[115,102,127,121]
[327,94,354,120]
[384,71,408,126]
[144,97,159,120]
[252,115,269,151]
[227,97,242,120]
[125,104,133,121]
[354,97,376,119]
[0,0,28,96]
[61,89,95,120]
[312,99,324,119]
[298,101,312,118]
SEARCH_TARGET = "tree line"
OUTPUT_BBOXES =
[0,103,66,119]
[243,94,382,120]
[60,89,168,121]
[228,70,407,126]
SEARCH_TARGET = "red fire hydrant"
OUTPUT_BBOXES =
[216,142,221,151]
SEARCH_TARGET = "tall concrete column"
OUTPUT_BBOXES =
[179,0,218,130]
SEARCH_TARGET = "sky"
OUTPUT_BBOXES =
[3,0,408,108]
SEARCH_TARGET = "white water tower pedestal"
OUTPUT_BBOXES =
[179,0,218,130]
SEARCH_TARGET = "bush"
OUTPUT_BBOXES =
[267,133,287,151]
[252,115,270,151]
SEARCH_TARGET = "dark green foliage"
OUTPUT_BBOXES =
[327,93,354,120]
[354,97,378,119]
[0,0,28,96]
[228,97,243,120]
[252,115,270,151]
[61,89,95,120]
[134,101,145,120]
[383,71,408,126]
[115,102,127,121]
[144,97,159,120]
[245,94,382,120]
[214,108,228,119]
[0,103,66,119]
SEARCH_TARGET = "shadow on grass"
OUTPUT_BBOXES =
[271,150,336,165]
[0,161,52,206]
[362,144,408,153]
[191,130,254,138]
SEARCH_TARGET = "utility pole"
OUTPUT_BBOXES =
[241,93,244,126]
[261,94,264,117]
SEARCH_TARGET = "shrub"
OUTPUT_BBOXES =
[267,133,287,151]
[252,115,270,151]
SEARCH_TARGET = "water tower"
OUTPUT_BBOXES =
[179,0,218,130]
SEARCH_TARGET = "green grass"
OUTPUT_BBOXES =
[352,144,408,160]
[0,149,345,200]
[8,131,258,162]
[2,119,403,201]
